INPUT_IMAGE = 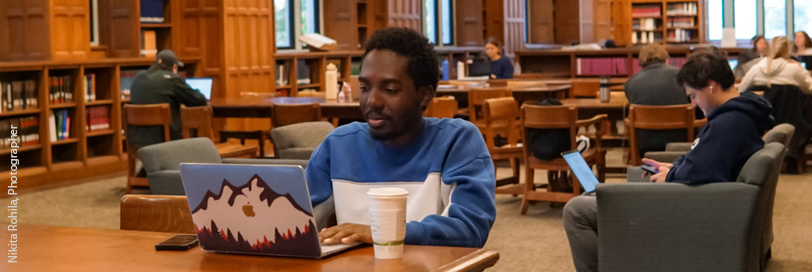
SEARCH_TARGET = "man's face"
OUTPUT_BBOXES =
[359,49,431,146]
[685,84,715,116]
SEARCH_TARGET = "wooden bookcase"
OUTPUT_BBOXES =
[323,0,388,50]
[274,51,364,97]
[616,0,705,46]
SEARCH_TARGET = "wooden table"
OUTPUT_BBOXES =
[436,85,572,106]
[210,96,364,120]
[2,225,499,272]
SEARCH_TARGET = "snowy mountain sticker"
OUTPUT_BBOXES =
[189,174,320,257]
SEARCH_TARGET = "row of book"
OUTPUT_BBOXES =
[632,5,661,17]
[84,73,97,102]
[140,0,165,23]
[50,109,71,141]
[49,75,75,104]
[1,80,38,112]
[666,3,698,16]
[0,117,40,149]
[633,18,659,31]
[86,106,110,131]
[668,29,695,43]
[576,58,629,76]
[631,31,663,44]
[668,17,695,28]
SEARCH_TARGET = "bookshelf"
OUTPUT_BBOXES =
[323,0,387,50]
[274,51,364,97]
[624,0,704,45]
[0,58,197,189]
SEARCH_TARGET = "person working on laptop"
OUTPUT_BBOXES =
[128,49,207,148]
[562,47,774,272]
[485,37,514,79]
[306,27,496,248]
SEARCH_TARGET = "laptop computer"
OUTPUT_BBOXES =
[184,78,213,100]
[561,150,600,194]
[468,58,492,77]
[178,163,358,258]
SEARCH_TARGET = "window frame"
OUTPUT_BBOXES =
[708,0,810,44]
[275,0,296,50]
[440,0,454,46]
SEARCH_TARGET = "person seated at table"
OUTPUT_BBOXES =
[624,42,692,158]
[485,37,514,79]
[793,31,812,57]
[739,36,812,94]
[562,47,774,272]
[734,35,767,78]
[307,27,497,248]
[129,49,208,148]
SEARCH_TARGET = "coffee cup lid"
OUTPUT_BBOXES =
[367,187,408,197]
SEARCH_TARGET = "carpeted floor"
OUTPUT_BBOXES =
[2,149,811,271]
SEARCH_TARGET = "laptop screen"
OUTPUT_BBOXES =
[561,150,600,193]
[728,59,738,70]
[185,78,213,100]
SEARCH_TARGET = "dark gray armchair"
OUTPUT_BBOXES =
[137,137,308,195]
[598,142,785,272]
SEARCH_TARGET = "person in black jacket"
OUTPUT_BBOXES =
[624,42,691,158]
[128,49,207,149]
[561,47,774,272]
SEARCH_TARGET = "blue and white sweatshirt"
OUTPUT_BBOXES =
[666,91,774,185]
[306,118,496,248]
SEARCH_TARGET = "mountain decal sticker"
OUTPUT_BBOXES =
[190,174,320,257]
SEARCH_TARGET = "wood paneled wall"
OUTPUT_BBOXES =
[99,0,139,58]
[611,0,632,46]
[223,0,274,96]
[388,0,421,31]
[455,0,483,47]
[483,0,504,43]
[323,0,358,50]
[527,0,553,44]
[503,0,525,59]
[582,0,612,43]
[51,0,89,60]
[178,0,223,98]
[1,0,51,60]
[554,0,579,44]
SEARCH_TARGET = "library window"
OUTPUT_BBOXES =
[797,1,812,34]
[764,0,786,39]
[275,0,320,50]
[707,0,723,41]
[734,0,757,40]
[423,0,453,45]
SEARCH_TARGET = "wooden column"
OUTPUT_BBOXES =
[323,0,359,50]
[455,0,483,46]
[388,0,421,31]
[503,0,526,59]
[527,0,554,44]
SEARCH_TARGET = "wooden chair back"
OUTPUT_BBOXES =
[180,106,214,138]
[468,88,511,124]
[122,104,172,194]
[120,194,195,234]
[425,96,458,119]
[272,103,322,127]
[483,97,520,148]
[626,104,697,165]
[571,81,600,98]
[521,105,580,149]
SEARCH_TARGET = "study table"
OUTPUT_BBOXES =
[210,96,364,120]
[2,225,500,272]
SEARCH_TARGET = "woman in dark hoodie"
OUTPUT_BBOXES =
[562,47,774,272]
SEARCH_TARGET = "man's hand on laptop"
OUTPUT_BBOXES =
[319,223,373,245]
[641,158,672,183]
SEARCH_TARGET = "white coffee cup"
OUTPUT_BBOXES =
[367,187,408,259]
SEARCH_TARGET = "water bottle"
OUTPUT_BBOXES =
[325,63,338,100]
[442,59,449,81]
[599,75,610,103]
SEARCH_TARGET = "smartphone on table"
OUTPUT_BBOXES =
[155,234,199,251]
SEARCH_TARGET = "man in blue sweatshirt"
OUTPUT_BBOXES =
[307,28,496,248]
[562,48,774,272]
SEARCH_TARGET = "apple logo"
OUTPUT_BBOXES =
[242,202,256,217]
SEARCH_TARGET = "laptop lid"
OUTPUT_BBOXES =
[184,78,213,100]
[468,58,492,77]
[561,150,600,193]
[179,163,351,258]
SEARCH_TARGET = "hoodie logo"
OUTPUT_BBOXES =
[691,138,700,150]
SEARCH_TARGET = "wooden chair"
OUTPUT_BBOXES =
[468,88,513,133]
[272,103,322,127]
[520,105,607,214]
[181,106,259,158]
[123,104,171,194]
[625,104,702,166]
[483,97,524,195]
[570,81,600,98]
[120,194,195,234]
[424,96,458,118]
